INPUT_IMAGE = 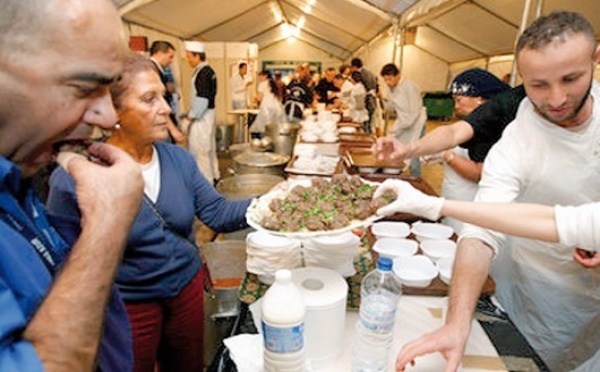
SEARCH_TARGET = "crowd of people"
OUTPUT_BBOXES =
[0,0,598,371]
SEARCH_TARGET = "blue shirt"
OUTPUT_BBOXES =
[47,142,251,301]
[0,156,132,371]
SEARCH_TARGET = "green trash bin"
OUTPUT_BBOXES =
[423,92,454,120]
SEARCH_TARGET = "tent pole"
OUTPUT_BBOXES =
[510,0,534,87]
[535,0,545,18]
[398,28,405,73]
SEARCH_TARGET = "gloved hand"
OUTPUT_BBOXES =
[374,179,445,221]
[420,152,444,165]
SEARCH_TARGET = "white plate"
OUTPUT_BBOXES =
[246,177,383,238]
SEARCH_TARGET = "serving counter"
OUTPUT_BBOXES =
[206,127,546,371]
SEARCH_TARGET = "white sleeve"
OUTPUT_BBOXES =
[458,133,524,256]
[390,82,423,129]
[555,203,600,251]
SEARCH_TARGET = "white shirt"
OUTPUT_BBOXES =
[140,146,161,203]
[338,80,353,107]
[230,73,247,103]
[460,82,600,370]
[441,147,478,231]
[349,82,369,123]
[382,77,427,144]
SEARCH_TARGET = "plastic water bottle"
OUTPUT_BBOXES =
[352,257,403,372]
[261,269,307,372]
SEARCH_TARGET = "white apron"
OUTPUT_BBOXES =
[462,85,600,370]
[441,147,478,232]
[188,65,220,182]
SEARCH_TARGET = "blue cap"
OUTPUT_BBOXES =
[450,68,509,99]
[377,257,393,271]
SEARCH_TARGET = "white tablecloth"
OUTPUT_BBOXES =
[228,295,506,371]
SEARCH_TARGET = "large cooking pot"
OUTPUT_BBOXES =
[216,174,284,200]
[265,123,300,156]
[232,151,289,177]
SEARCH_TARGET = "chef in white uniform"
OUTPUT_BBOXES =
[182,41,220,183]
[391,11,600,372]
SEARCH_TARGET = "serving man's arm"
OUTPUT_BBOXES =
[375,120,474,162]
[24,143,143,371]
[396,238,493,371]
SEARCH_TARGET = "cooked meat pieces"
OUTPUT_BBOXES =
[269,198,282,212]
[262,215,282,230]
[331,174,347,185]
[327,214,350,230]
[259,175,398,232]
[353,200,372,220]
[305,215,326,231]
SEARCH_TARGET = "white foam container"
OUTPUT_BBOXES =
[373,237,418,259]
[411,222,454,242]
[420,239,457,263]
[393,255,438,287]
[371,221,411,239]
[291,267,348,363]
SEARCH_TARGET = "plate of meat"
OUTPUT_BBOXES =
[246,174,397,238]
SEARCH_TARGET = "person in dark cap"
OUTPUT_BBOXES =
[423,68,509,230]
[450,68,510,105]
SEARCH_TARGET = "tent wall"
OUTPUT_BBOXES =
[353,33,450,94]
[258,40,343,73]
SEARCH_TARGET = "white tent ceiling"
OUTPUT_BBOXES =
[117,0,600,63]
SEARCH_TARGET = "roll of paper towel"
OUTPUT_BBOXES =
[291,267,348,362]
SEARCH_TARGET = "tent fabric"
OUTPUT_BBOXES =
[117,0,600,64]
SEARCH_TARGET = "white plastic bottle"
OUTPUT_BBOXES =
[261,269,307,372]
[352,257,403,372]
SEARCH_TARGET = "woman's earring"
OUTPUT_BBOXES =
[114,123,121,130]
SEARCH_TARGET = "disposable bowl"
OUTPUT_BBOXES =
[436,256,454,285]
[420,239,457,263]
[373,238,418,259]
[411,222,454,242]
[371,221,410,239]
[393,255,438,287]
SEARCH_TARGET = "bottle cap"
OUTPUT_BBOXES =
[274,269,292,284]
[377,257,393,271]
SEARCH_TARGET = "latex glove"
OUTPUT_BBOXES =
[420,152,444,165]
[374,179,445,221]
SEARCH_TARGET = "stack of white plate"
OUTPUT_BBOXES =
[245,231,302,284]
[302,232,361,277]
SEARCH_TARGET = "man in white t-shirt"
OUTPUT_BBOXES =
[395,11,600,371]
[230,62,251,110]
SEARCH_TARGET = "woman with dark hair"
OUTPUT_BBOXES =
[47,52,251,372]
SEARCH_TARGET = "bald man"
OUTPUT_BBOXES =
[0,0,143,370]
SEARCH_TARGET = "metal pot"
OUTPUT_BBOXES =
[216,173,284,200]
[232,151,289,177]
[265,123,300,156]
[228,143,251,159]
